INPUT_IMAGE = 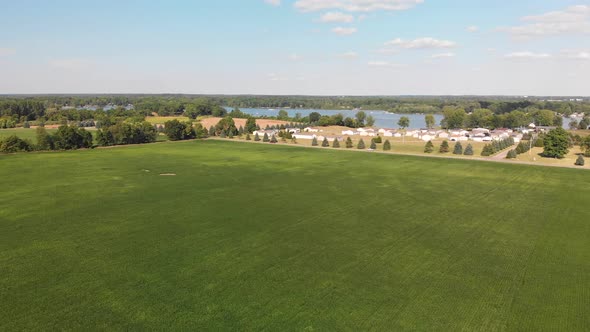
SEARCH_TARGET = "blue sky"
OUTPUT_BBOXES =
[1,0,589,95]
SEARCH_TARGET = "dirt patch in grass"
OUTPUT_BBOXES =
[159,173,176,176]
[199,117,292,130]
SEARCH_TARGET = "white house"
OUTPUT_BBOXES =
[304,127,320,133]
[341,130,355,136]
[420,134,433,142]
[286,128,301,134]
[293,134,316,140]
[438,132,450,139]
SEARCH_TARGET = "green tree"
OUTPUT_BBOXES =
[383,140,391,151]
[398,116,410,129]
[425,114,435,129]
[345,137,353,148]
[441,106,466,129]
[581,136,590,157]
[164,119,190,141]
[355,111,366,127]
[357,139,366,149]
[263,133,270,142]
[270,134,277,143]
[36,127,54,150]
[208,126,216,136]
[370,141,377,150]
[453,142,463,155]
[322,137,329,147]
[506,150,517,159]
[575,155,585,166]
[366,115,375,127]
[542,127,570,158]
[311,137,318,146]
[0,135,33,153]
[277,110,289,120]
[424,140,434,153]
[245,117,257,133]
[463,143,474,156]
[309,112,321,123]
[439,140,449,153]
[254,133,260,141]
[246,133,251,141]
[332,138,340,148]
[372,135,382,143]
[215,116,238,136]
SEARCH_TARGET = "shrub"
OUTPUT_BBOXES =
[372,136,382,144]
[270,134,277,143]
[424,140,434,153]
[575,155,585,166]
[370,141,377,150]
[357,139,366,149]
[246,133,251,141]
[506,150,517,159]
[332,138,340,148]
[0,135,33,153]
[453,142,463,155]
[263,133,270,142]
[220,131,227,138]
[383,140,391,151]
[464,144,474,156]
[254,133,260,141]
[322,137,329,147]
[439,140,449,153]
[228,131,234,139]
[23,121,30,128]
[345,137,353,148]
[312,137,318,146]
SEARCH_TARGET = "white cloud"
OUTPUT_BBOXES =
[560,50,590,60]
[264,0,281,6]
[504,52,551,59]
[430,52,455,59]
[332,26,357,35]
[288,53,303,61]
[466,25,479,32]
[319,11,354,23]
[368,61,406,68]
[0,48,16,56]
[374,48,399,55]
[295,0,423,12]
[385,37,456,49]
[337,51,359,58]
[499,5,590,38]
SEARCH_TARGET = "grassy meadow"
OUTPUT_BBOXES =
[1,140,590,330]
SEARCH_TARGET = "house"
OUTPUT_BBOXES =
[420,134,433,142]
[304,127,320,133]
[383,131,394,137]
[286,128,301,134]
[438,132,450,139]
[293,133,316,140]
[253,129,278,137]
[341,130,355,136]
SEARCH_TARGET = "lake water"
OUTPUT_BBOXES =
[224,107,444,129]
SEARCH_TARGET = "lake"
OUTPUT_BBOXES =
[224,107,444,129]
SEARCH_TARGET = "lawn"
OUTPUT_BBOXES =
[1,140,589,330]
[0,128,58,143]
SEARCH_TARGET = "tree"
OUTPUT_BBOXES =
[309,112,321,123]
[357,138,366,149]
[263,133,270,142]
[506,149,517,159]
[425,114,435,129]
[464,143,474,156]
[168,120,195,141]
[332,138,340,148]
[219,131,226,138]
[0,135,33,153]
[208,126,216,136]
[370,141,377,150]
[228,131,234,139]
[366,115,375,127]
[355,111,366,127]
[441,106,466,129]
[581,136,590,157]
[238,126,244,135]
[215,116,238,136]
[453,142,463,155]
[578,117,590,130]
[345,137,353,148]
[542,127,570,158]
[36,127,54,150]
[270,134,277,143]
[245,133,251,141]
[254,133,261,141]
[372,135,382,143]
[277,110,289,120]
[424,140,434,153]
[312,136,318,146]
[383,140,391,151]
[245,117,257,133]
[322,137,329,147]
[398,116,410,129]
[398,116,410,143]
[53,125,93,150]
[575,155,585,166]
[439,140,449,153]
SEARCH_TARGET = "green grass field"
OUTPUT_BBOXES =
[0,128,58,143]
[1,140,590,330]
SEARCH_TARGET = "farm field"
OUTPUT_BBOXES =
[0,128,58,143]
[1,140,590,330]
